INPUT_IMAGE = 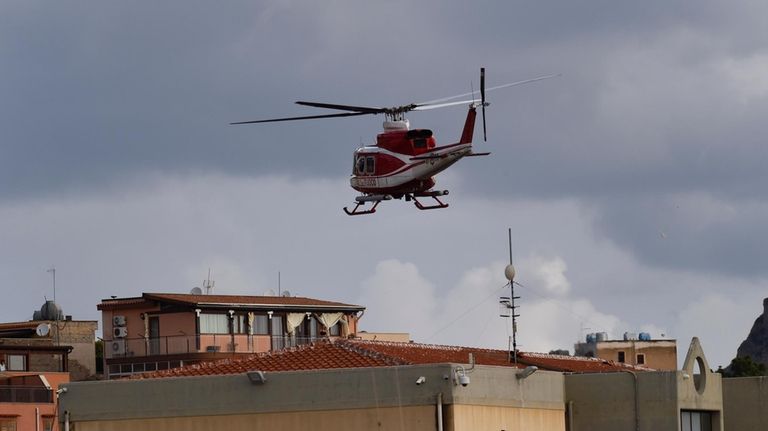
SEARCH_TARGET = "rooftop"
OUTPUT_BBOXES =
[98,292,365,311]
[131,339,651,380]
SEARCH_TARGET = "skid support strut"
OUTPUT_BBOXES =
[343,200,381,216]
[409,190,450,210]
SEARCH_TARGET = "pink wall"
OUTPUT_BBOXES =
[0,372,68,431]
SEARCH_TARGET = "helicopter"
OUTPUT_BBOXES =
[231,68,556,215]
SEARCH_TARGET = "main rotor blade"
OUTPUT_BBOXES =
[413,99,478,111]
[418,74,560,106]
[230,111,371,125]
[295,101,386,114]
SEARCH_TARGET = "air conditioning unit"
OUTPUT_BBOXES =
[110,339,126,355]
[113,315,127,326]
[113,327,128,338]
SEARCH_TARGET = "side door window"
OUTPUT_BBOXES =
[365,156,375,174]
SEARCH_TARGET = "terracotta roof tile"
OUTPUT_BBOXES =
[132,339,650,380]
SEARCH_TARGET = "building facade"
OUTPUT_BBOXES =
[574,332,677,370]
[0,371,69,431]
[98,292,365,379]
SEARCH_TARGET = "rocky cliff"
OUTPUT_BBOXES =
[736,298,768,365]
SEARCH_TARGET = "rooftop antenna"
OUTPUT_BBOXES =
[499,229,520,365]
[278,271,281,297]
[47,266,59,346]
[203,268,215,295]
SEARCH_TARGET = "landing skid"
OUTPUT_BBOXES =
[406,190,450,211]
[343,200,381,216]
[343,191,450,215]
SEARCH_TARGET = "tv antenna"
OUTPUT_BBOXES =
[47,266,60,346]
[499,228,520,364]
[203,268,215,295]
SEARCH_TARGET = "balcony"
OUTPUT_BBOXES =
[0,386,53,403]
[105,333,325,359]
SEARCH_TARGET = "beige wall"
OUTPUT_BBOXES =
[72,406,435,431]
[722,376,768,431]
[447,405,564,431]
[596,341,677,370]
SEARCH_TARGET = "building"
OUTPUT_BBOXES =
[574,331,677,370]
[566,337,723,431]
[58,339,648,430]
[0,371,69,431]
[0,300,98,381]
[98,292,365,379]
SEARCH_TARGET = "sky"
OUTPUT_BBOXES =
[2,0,767,369]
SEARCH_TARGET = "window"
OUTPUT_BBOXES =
[200,313,229,334]
[253,315,269,335]
[328,322,340,336]
[42,417,54,431]
[0,418,17,431]
[681,410,712,431]
[7,354,26,371]
[356,157,365,174]
[365,156,375,174]
[413,138,427,149]
[233,315,247,334]
[617,351,625,363]
[637,353,645,365]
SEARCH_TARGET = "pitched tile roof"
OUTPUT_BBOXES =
[98,293,364,311]
[132,339,649,380]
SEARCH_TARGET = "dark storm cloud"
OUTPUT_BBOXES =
[3,0,768,282]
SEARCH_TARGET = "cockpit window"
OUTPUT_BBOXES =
[413,138,427,149]
[356,157,365,175]
[365,156,375,174]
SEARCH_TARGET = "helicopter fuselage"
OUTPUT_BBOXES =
[350,107,477,197]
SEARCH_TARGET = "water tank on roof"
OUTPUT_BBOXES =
[32,300,64,321]
[623,332,638,341]
[596,332,608,342]
[639,332,652,341]
[586,333,598,343]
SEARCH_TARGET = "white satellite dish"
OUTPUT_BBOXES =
[190,287,203,295]
[281,290,291,297]
[263,288,276,296]
[35,323,50,337]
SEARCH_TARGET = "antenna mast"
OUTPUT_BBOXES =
[203,268,214,295]
[47,266,59,346]
[499,229,520,364]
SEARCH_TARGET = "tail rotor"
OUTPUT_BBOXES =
[481,67,487,141]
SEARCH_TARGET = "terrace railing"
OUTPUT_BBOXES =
[105,333,323,359]
[0,386,53,403]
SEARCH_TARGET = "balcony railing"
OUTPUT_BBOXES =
[105,334,326,359]
[0,386,53,403]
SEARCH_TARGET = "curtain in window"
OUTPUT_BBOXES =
[286,313,306,334]
[317,312,343,331]
[340,315,350,336]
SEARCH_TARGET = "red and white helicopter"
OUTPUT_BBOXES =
[232,69,555,215]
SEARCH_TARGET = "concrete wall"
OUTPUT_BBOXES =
[566,370,724,431]
[60,364,565,430]
[722,376,768,431]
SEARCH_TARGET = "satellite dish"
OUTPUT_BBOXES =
[190,287,203,295]
[35,323,50,337]
[263,289,276,296]
[281,290,291,297]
